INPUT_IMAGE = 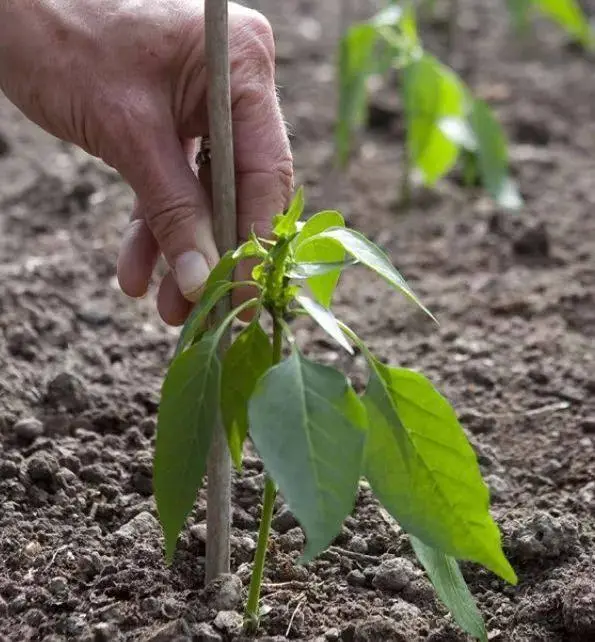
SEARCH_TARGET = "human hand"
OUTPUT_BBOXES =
[0,0,292,325]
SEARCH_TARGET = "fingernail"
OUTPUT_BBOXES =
[175,251,210,301]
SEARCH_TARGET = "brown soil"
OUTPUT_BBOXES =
[1,1,594,640]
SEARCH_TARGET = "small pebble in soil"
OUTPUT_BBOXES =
[348,535,368,554]
[562,577,595,637]
[193,622,223,642]
[372,557,418,592]
[325,628,340,641]
[503,510,579,560]
[271,505,299,533]
[279,526,305,552]
[26,452,59,490]
[115,511,160,539]
[46,371,90,413]
[13,417,44,443]
[213,610,243,635]
[347,569,367,587]
[91,622,121,642]
[206,574,242,611]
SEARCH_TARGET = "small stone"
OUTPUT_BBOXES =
[213,610,243,634]
[46,372,89,413]
[79,464,107,484]
[279,527,305,552]
[77,302,111,327]
[193,622,223,642]
[92,622,121,642]
[25,608,44,627]
[145,619,191,642]
[504,510,579,560]
[347,570,367,587]
[13,417,44,443]
[233,506,256,529]
[26,453,59,489]
[190,523,207,543]
[49,576,68,598]
[562,578,595,637]
[372,558,417,592]
[116,511,160,538]
[349,536,368,554]
[206,574,242,611]
[325,628,340,641]
[271,506,299,533]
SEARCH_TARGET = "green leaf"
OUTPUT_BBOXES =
[533,0,593,48]
[175,280,236,357]
[403,55,465,184]
[469,99,523,210]
[439,116,477,151]
[410,536,488,642]
[362,360,517,584]
[273,187,305,238]
[287,259,358,279]
[154,333,221,562]
[337,23,379,164]
[296,294,353,354]
[248,350,366,561]
[294,210,346,308]
[221,321,272,470]
[309,227,435,322]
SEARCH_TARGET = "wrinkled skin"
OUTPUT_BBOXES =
[0,0,293,325]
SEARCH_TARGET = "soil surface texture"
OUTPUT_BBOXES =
[1,1,594,640]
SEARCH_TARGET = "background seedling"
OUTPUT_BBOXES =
[153,189,517,640]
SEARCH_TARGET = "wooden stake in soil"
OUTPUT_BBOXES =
[204,0,235,584]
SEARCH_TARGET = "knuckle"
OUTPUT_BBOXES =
[144,199,195,250]
[230,8,275,79]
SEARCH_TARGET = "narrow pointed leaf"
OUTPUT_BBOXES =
[296,294,353,354]
[175,280,236,356]
[221,322,272,469]
[311,227,435,321]
[273,187,305,238]
[154,333,221,562]
[248,350,366,561]
[469,99,522,210]
[363,360,516,584]
[294,210,346,307]
[410,536,488,642]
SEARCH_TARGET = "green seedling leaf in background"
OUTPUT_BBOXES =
[403,54,465,184]
[154,333,222,562]
[410,536,488,642]
[296,294,353,354]
[294,210,346,307]
[248,349,366,561]
[273,186,305,238]
[533,0,593,48]
[362,360,516,584]
[308,226,435,322]
[221,321,272,470]
[469,99,523,210]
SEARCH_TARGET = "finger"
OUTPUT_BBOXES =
[114,117,218,303]
[117,203,159,298]
[157,270,192,326]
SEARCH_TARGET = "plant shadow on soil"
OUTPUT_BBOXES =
[0,0,594,640]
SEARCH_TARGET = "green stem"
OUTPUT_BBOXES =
[244,315,283,631]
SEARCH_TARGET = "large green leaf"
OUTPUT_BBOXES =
[287,259,357,279]
[221,321,272,470]
[248,350,366,561]
[308,227,435,321]
[403,55,465,184]
[337,24,379,164]
[296,294,353,354]
[534,0,593,47]
[469,99,522,210]
[294,210,346,307]
[363,360,516,584]
[154,333,221,562]
[410,536,488,641]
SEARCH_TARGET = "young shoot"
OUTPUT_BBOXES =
[153,188,516,641]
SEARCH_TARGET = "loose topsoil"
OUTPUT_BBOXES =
[1,1,594,640]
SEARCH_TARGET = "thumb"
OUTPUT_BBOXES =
[116,121,219,302]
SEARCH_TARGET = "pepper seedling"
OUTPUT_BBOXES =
[153,187,516,640]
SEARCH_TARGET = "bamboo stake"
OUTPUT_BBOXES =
[204,0,235,584]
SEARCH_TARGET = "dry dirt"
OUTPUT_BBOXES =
[1,1,594,640]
